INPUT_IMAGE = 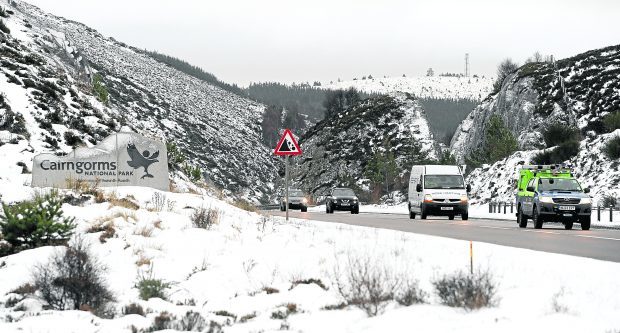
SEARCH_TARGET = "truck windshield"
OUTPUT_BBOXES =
[538,178,582,192]
[333,189,355,196]
[424,175,464,189]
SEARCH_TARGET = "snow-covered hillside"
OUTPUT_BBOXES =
[0,0,279,202]
[323,76,494,101]
[297,92,438,196]
[452,44,620,204]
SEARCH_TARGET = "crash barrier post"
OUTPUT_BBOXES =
[510,202,514,214]
[503,202,507,214]
[488,203,492,213]
[611,206,613,223]
[597,206,601,221]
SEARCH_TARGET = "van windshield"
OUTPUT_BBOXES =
[538,178,582,192]
[289,190,304,197]
[424,175,464,189]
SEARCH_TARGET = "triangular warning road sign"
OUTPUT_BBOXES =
[274,129,302,156]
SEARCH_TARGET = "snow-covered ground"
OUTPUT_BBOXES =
[323,76,494,101]
[1,185,620,333]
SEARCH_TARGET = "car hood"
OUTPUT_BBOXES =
[539,191,588,198]
[333,196,357,200]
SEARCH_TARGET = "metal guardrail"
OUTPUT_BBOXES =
[488,201,619,222]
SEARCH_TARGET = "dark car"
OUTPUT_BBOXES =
[326,188,359,214]
[280,189,308,212]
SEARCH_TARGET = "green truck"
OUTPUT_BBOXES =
[515,165,592,230]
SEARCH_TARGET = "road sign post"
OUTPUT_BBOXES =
[274,129,302,222]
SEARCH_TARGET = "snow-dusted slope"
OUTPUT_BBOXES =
[0,0,278,201]
[453,44,620,204]
[323,76,493,101]
[297,92,437,195]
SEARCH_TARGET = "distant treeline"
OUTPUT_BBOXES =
[418,97,479,144]
[247,82,332,120]
[144,50,246,96]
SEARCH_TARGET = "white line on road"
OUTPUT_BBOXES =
[574,235,620,241]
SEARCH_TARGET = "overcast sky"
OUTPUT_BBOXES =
[24,0,620,86]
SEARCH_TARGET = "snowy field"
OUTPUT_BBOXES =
[1,185,620,333]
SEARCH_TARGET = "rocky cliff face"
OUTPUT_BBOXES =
[452,44,620,204]
[451,44,620,162]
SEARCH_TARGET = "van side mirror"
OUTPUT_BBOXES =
[466,184,471,193]
[584,188,590,193]
[416,184,422,192]
[526,186,535,192]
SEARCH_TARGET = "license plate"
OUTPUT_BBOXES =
[341,203,350,206]
[441,207,454,211]
[559,206,575,211]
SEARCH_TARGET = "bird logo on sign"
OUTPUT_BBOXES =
[127,142,160,179]
[274,129,302,156]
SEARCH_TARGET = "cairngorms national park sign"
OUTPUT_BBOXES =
[32,132,169,191]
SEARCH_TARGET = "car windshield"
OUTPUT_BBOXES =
[538,178,582,192]
[424,175,464,189]
[333,189,355,197]
[289,190,304,197]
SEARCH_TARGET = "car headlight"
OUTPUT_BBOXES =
[460,195,468,203]
[302,198,308,203]
[580,197,591,204]
[539,196,554,204]
[353,197,358,202]
[424,194,433,203]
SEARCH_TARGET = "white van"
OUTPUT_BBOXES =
[408,165,471,220]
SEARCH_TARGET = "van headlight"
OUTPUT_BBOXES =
[580,197,591,205]
[424,194,433,203]
[302,198,308,203]
[539,196,554,204]
[460,195,468,203]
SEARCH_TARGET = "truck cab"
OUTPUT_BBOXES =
[516,165,592,230]
[408,165,471,220]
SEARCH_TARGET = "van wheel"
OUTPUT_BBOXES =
[421,208,427,220]
[564,221,574,230]
[518,206,527,228]
[280,204,285,212]
[448,215,454,220]
[533,207,543,229]
[409,211,416,219]
[580,216,591,230]
[462,212,469,221]
[301,206,307,213]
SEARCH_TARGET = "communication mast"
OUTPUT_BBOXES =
[464,53,470,77]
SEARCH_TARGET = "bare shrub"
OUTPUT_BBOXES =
[432,269,497,310]
[33,238,115,313]
[123,303,145,316]
[290,278,328,291]
[87,222,115,243]
[150,311,209,331]
[238,312,256,323]
[395,279,427,306]
[551,287,568,313]
[9,283,37,295]
[332,253,401,316]
[271,303,297,320]
[133,225,154,237]
[151,192,167,212]
[192,206,220,229]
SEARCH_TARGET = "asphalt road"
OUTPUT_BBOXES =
[267,210,620,263]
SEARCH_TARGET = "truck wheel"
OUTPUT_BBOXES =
[462,212,469,221]
[564,220,574,230]
[580,216,591,230]
[518,207,528,228]
[533,207,543,229]
[448,215,454,220]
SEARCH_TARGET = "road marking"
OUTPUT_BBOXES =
[574,235,620,241]
[478,225,512,230]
